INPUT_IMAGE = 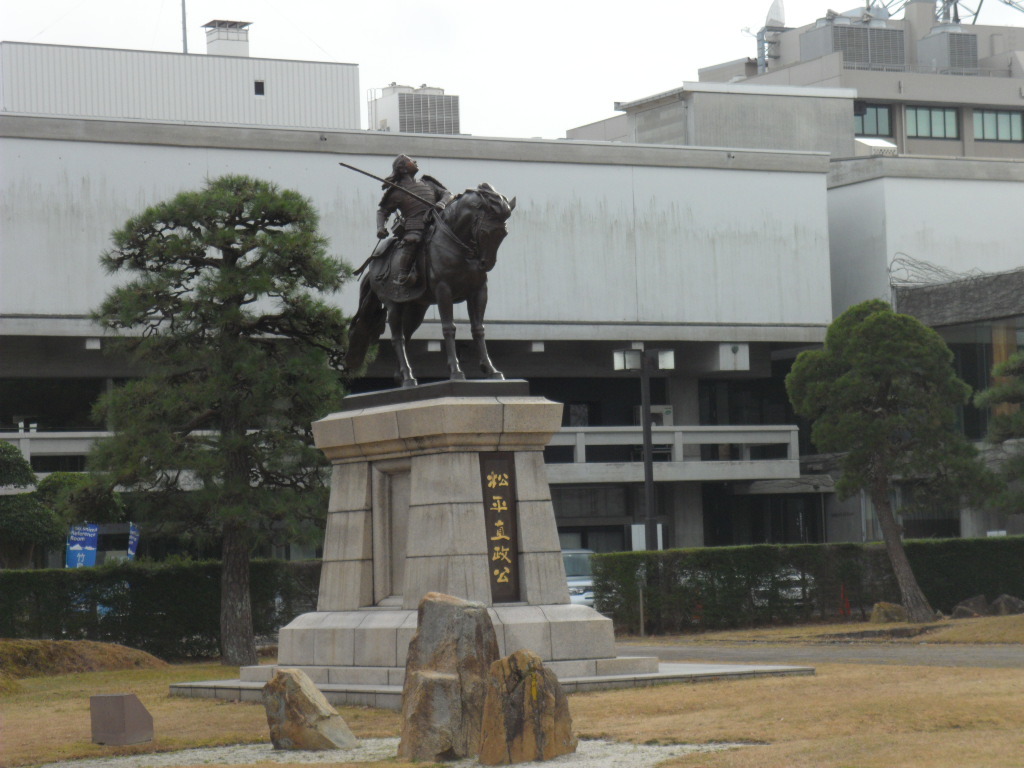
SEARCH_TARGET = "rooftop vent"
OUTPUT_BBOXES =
[203,20,252,57]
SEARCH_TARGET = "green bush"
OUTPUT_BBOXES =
[0,559,321,659]
[594,538,1024,634]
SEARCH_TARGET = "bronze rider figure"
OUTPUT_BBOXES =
[376,155,453,286]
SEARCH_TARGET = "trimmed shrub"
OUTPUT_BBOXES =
[594,538,1024,634]
[0,559,321,659]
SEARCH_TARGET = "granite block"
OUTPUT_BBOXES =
[493,606,553,660]
[542,606,616,660]
[396,399,504,442]
[544,659,596,678]
[498,398,563,440]
[328,463,371,513]
[519,552,571,605]
[327,667,390,685]
[404,502,488,557]
[401,553,492,609]
[595,656,661,676]
[312,411,358,453]
[512,452,555,503]
[409,452,485,505]
[317,560,373,611]
[353,628,398,667]
[351,409,402,450]
[515,500,563,554]
[239,665,274,682]
[321,510,373,562]
[312,627,355,666]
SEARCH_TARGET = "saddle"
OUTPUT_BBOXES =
[357,234,428,303]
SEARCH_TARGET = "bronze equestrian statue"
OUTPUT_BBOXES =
[342,155,516,388]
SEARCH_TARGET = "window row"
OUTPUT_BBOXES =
[854,105,1023,142]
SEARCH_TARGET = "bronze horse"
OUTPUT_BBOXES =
[345,183,516,387]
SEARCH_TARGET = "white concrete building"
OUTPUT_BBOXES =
[368,84,461,135]
[0,36,839,555]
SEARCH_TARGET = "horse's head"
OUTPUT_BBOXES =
[444,183,516,271]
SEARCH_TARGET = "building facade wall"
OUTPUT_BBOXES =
[0,42,360,131]
[0,117,834,342]
[827,157,1024,315]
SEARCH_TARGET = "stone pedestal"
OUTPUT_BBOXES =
[240,381,657,689]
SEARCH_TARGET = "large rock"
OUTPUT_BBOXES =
[869,602,907,623]
[478,649,577,765]
[261,668,357,750]
[397,592,500,762]
[952,594,989,619]
[990,594,1024,616]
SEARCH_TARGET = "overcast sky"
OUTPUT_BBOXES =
[3,1,1023,139]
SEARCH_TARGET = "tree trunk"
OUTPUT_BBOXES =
[871,480,935,623]
[220,519,258,666]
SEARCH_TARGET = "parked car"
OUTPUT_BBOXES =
[562,549,595,607]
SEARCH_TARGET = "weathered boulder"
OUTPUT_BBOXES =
[261,668,356,750]
[397,592,500,762]
[952,594,989,619]
[869,602,907,623]
[478,649,577,765]
[990,594,1024,616]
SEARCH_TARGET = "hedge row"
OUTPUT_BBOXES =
[0,559,321,659]
[4,538,1024,652]
[593,537,1024,634]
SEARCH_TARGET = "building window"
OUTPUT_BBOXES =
[906,107,958,139]
[973,109,1023,142]
[254,80,265,96]
[854,104,893,136]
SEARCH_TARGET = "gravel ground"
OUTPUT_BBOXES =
[34,738,745,768]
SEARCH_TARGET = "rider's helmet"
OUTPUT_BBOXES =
[392,154,415,174]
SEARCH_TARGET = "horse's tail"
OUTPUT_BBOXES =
[344,277,387,374]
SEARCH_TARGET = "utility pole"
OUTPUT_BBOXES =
[181,0,188,53]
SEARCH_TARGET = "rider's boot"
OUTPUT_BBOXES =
[392,243,415,286]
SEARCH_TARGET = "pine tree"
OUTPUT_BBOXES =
[974,350,1024,515]
[786,300,993,622]
[91,176,350,664]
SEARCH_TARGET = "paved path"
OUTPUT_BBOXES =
[618,641,1024,668]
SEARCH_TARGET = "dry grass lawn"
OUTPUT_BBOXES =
[0,662,399,768]
[3,619,1024,768]
[570,663,1024,768]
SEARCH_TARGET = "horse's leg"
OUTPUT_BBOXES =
[388,304,417,388]
[435,281,466,380]
[467,282,504,380]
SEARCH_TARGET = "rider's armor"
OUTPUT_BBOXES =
[377,174,453,285]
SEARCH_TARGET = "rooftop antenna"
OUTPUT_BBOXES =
[181,0,188,53]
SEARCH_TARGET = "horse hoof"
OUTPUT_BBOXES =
[487,372,506,380]
[401,378,418,388]
[450,372,467,381]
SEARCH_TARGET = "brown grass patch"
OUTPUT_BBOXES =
[4,635,1024,768]
[571,663,1024,768]
[0,638,167,679]
[0,662,400,768]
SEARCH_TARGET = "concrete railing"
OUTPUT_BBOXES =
[545,425,801,484]
[3,424,802,485]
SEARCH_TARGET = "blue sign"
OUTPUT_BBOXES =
[66,523,99,568]
[127,523,140,560]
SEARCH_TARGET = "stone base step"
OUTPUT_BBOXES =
[239,655,660,687]
[171,661,815,711]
